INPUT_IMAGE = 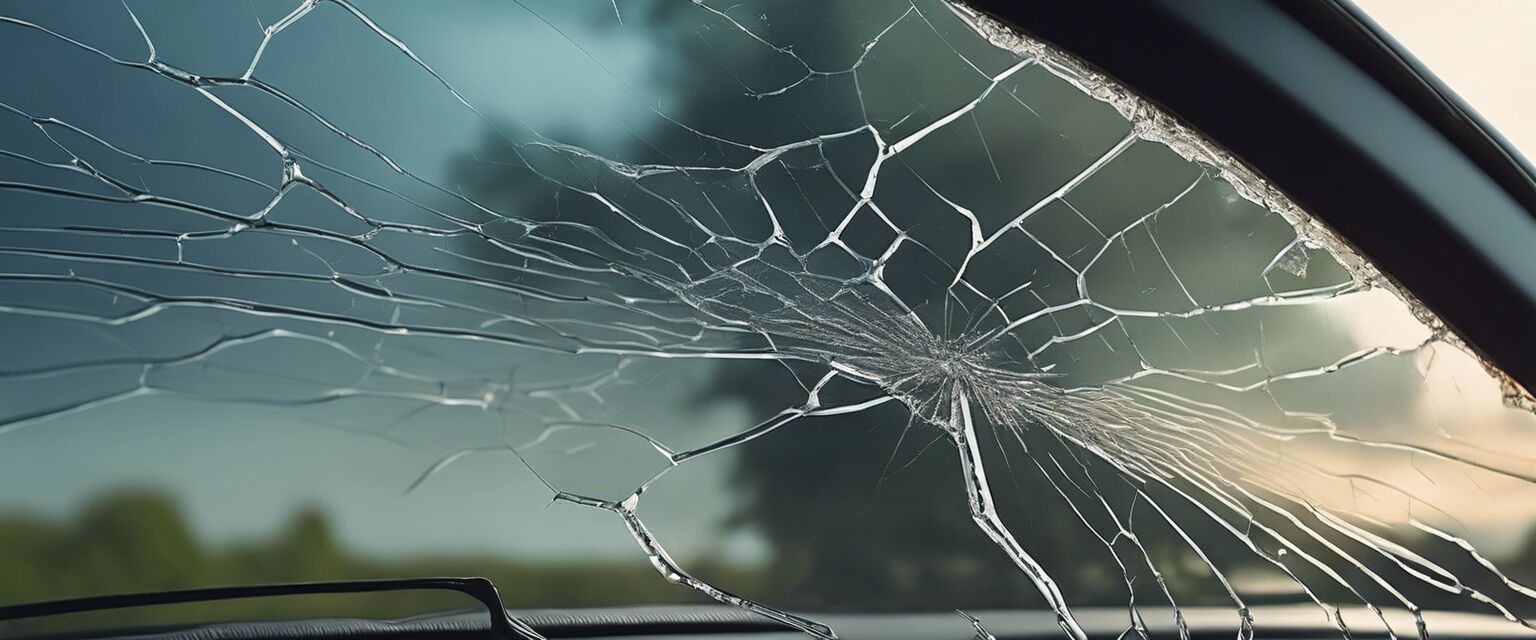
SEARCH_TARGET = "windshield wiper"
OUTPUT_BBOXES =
[0,576,547,640]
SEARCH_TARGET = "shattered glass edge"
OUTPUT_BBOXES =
[946,1,1535,410]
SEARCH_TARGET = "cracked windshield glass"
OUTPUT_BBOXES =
[2,1,1535,638]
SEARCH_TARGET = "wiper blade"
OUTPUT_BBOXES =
[0,576,547,640]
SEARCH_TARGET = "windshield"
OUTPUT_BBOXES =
[2,1,1535,638]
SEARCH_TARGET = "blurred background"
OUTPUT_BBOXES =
[1,0,1534,635]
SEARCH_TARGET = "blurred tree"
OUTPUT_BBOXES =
[0,488,730,631]
[442,0,1125,611]
[66,489,207,595]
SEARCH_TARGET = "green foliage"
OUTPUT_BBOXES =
[0,489,750,635]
